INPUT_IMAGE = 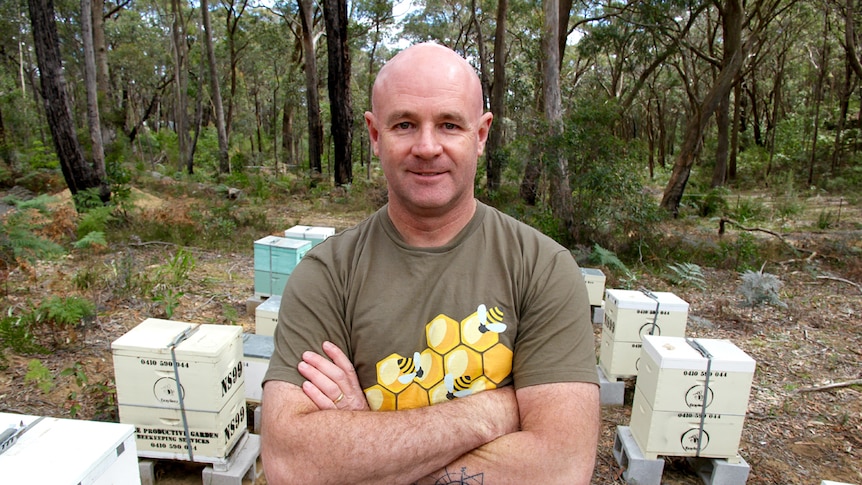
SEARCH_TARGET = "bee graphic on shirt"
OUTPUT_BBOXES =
[444,373,476,399]
[477,304,506,334]
[397,351,427,384]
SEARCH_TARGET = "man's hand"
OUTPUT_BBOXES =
[298,341,369,411]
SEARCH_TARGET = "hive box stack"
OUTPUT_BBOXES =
[112,319,247,463]
[284,224,335,247]
[255,295,280,337]
[242,333,274,403]
[599,289,689,380]
[629,335,756,460]
[580,268,606,307]
[0,413,140,484]
[254,235,312,298]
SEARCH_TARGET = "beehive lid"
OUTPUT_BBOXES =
[254,235,283,246]
[580,267,605,278]
[243,333,274,359]
[274,237,312,250]
[642,335,756,373]
[257,295,281,314]
[111,319,241,358]
[606,289,689,312]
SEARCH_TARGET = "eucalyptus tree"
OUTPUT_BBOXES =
[323,0,353,185]
[27,0,110,207]
[295,0,324,174]
[202,0,230,173]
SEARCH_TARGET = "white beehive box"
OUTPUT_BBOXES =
[284,225,335,246]
[112,319,244,412]
[121,388,247,462]
[598,331,644,380]
[636,336,756,415]
[255,295,280,336]
[603,289,689,341]
[629,388,746,460]
[0,413,140,485]
[580,268,606,307]
[243,333,274,403]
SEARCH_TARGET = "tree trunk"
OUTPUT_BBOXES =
[486,0,507,192]
[323,0,352,185]
[808,14,830,187]
[202,0,230,173]
[27,0,109,207]
[712,93,730,187]
[82,0,106,185]
[91,0,113,144]
[729,80,741,181]
[661,0,744,215]
[170,0,190,173]
[542,0,574,240]
[298,0,323,174]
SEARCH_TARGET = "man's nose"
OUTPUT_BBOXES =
[411,125,443,158]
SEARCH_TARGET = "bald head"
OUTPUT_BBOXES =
[371,43,485,117]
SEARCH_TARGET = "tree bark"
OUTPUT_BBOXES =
[82,0,107,186]
[170,0,190,173]
[323,0,352,185]
[202,0,230,173]
[298,0,323,174]
[486,0,507,192]
[27,0,109,207]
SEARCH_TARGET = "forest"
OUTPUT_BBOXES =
[0,0,860,483]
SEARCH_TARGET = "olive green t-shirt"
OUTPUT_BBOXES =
[264,201,598,410]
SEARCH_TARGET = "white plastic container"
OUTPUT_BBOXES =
[580,268,606,307]
[603,289,689,341]
[243,333,274,403]
[0,413,140,485]
[636,336,756,415]
[284,225,335,246]
[629,388,746,460]
[255,295,280,337]
[112,319,244,412]
[120,388,247,463]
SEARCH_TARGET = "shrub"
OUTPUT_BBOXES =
[738,269,787,308]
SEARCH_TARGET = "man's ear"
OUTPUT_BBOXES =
[476,112,493,156]
[365,112,380,155]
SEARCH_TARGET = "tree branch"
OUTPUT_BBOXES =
[796,379,862,393]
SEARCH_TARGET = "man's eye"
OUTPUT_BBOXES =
[396,122,411,129]
[443,123,457,130]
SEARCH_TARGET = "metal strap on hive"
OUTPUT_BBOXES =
[169,324,201,462]
[686,337,714,457]
[639,288,661,336]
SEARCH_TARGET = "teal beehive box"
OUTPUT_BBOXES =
[271,237,312,271]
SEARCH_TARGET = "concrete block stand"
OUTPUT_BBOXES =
[202,433,261,485]
[598,365,625,406]
[613,426,665,485]
[688,455,751,485]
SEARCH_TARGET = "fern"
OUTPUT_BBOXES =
[588,244,636,285]
[74,231,108,249]
[39,296,96,328]
[667,262,707,290]
[25,359,54,393]
[738,269,787,308]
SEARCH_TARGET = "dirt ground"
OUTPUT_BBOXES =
[1,187,860,484]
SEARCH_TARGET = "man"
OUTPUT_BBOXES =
[261,42,600,484]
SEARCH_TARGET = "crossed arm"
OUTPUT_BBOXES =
[260,341,600,484]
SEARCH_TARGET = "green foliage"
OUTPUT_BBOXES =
[587,244,637,288]
[0,309,46,354]
[738,269,787,308]
[718,233,761,271]
[666,262,707,290]
[729,197,767,223]
[687,187,730,217]
[73,231,108,249]
[60,362,89,418]
[39,295,97,330]
[24,140,60,170]
[25,359,54,393]
[77,204,116,238]
[0,194,66,266]
[816,210,835,230]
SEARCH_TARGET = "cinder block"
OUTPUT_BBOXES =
[612,426,664,485]
[246,295,266,315]
[688,455,751,485]
[820,481,857,485]
[138,459,155,485]
[597,365,625,406]
[253,405,262,434]
[592,304,604,325]
[202,433,261,485]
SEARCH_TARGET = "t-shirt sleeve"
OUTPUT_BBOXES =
[511,249,599,389]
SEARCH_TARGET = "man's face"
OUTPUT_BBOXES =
[365,57,492,218]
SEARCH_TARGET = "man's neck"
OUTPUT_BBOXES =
[388,198,477,248]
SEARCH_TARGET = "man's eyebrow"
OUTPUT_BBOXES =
[384,110,469,126]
